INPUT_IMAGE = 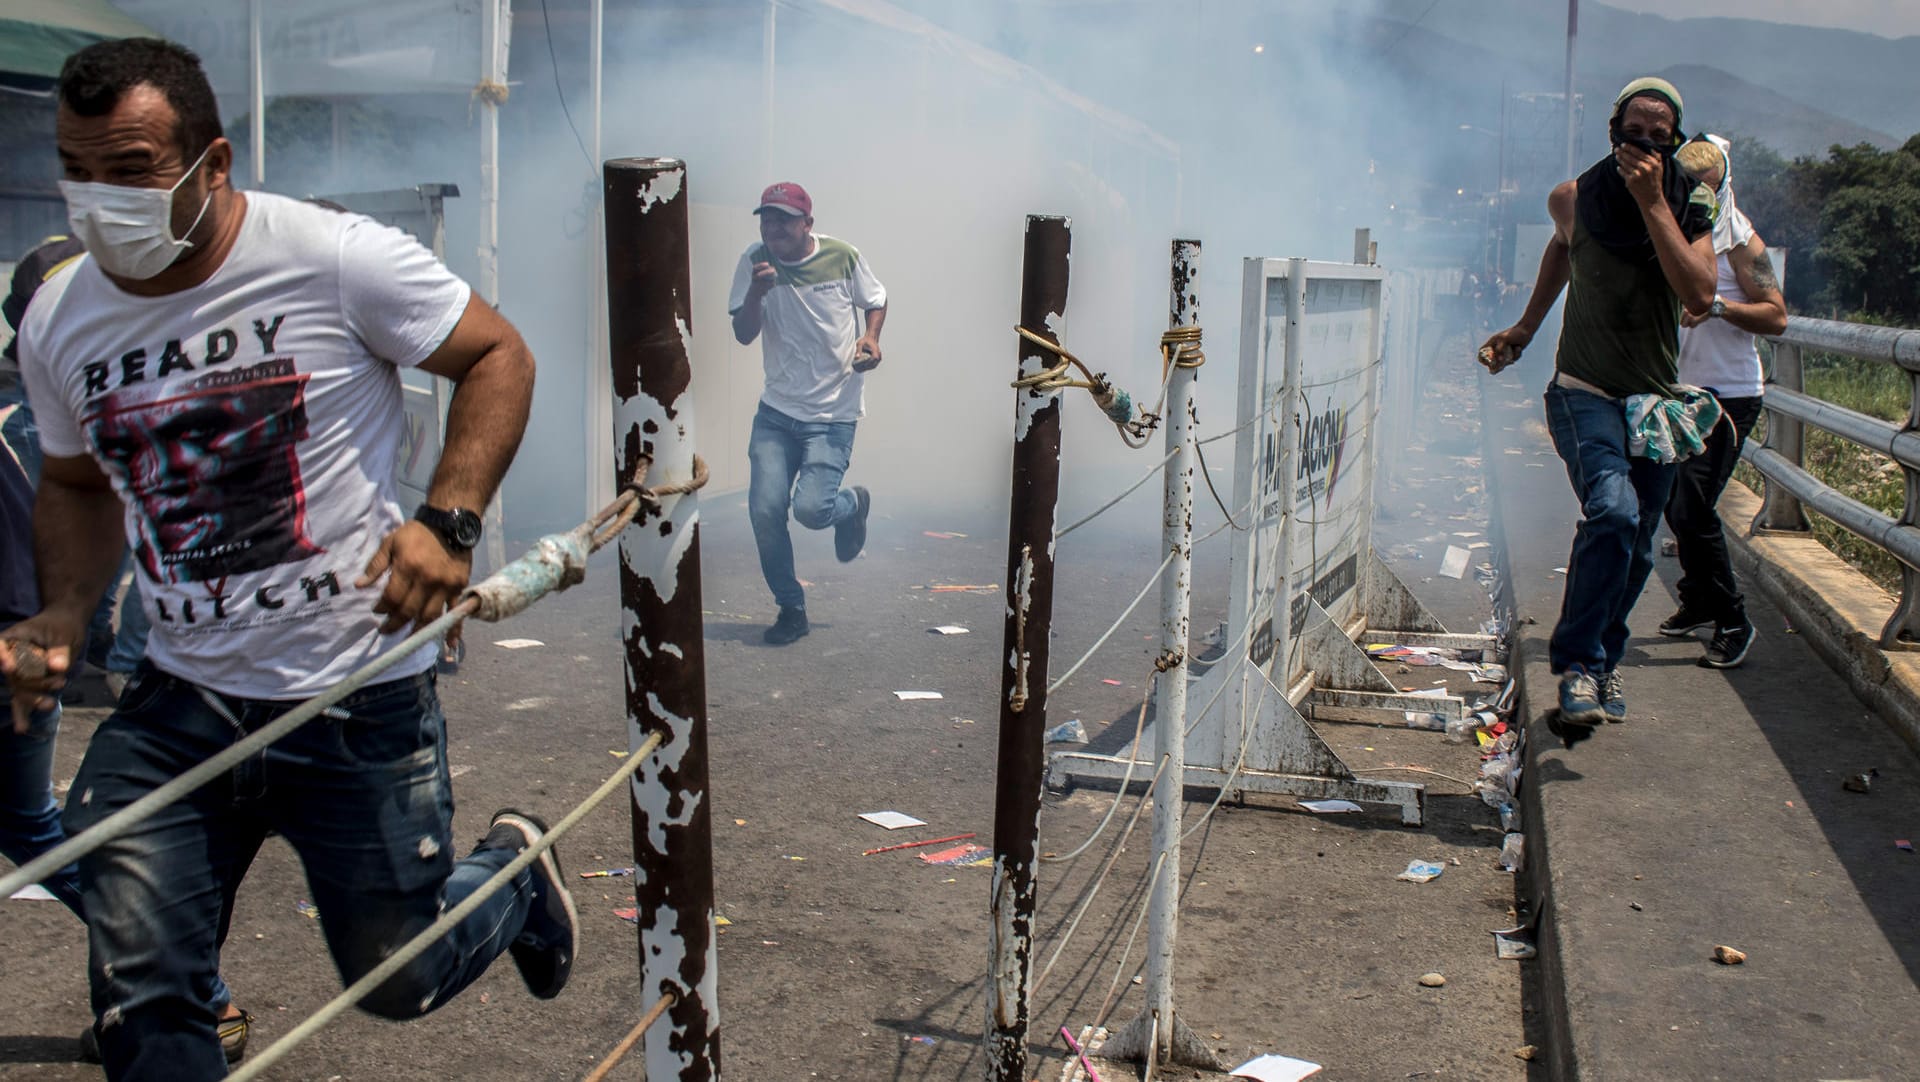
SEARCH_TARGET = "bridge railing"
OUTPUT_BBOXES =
[1743,315,1920,648]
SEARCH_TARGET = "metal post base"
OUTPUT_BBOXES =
[1099,1009,1226,1071]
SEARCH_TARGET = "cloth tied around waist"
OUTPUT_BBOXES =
[1625,385,1723,464]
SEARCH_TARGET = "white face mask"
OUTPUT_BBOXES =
[59,144,215,281]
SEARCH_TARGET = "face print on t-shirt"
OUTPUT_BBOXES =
[86,354,324,585]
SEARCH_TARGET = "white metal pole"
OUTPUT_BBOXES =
[590,0,602,165]
[584,0,614,517]
[478,0,510,570]
[248,0,264,187]
[762,0,776,179]
[1563,0,1578,180]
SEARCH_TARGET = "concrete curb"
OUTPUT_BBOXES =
[1719,480,1920,756]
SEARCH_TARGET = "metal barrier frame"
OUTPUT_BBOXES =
[1745,316,1920,648]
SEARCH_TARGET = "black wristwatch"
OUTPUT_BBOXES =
[1709,296,1727,319]
[414,504,483,553]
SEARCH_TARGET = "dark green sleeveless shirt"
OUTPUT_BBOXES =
[1555,217,1682,399]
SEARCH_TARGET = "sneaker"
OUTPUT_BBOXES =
[81,1008,251,1064]
[1658,606,1714,637]
[1700,624,1755,669]
[834,486,871,562]
[1556,666,1605,727]
[481,810,578,1000]
[763,606,809,646]
[1598,670,1627,722]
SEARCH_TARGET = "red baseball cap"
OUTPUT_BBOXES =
[754,182,812,218]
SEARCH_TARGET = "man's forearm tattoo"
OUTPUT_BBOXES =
[1750,249,1780,295]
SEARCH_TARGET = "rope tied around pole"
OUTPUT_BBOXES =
[1010,325,1165,447]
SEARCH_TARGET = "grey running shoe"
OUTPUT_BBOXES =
[835,485,871,562]
[1598,669,1627,722]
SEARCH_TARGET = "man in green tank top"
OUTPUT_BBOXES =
[1478,78,1716,736]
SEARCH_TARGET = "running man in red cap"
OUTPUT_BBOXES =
[728,182,889,645]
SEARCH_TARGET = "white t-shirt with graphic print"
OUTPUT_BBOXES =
[18,191,470,700]
[727,233,887,424]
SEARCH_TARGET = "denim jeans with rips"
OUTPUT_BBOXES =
[746,401,859,611]
[0,695,84,916]
[65,664,533,1080]
[1543,381,1678,674]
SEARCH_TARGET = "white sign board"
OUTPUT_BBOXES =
[1225,258,1386,691]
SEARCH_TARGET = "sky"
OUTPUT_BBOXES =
[1604,0,1920,38]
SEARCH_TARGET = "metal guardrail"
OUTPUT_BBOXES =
[1743,315,1920,648]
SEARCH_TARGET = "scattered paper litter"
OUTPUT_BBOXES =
[922,531,967,539]
[858,811,927,831]
[493,638,544,649]
[1101,678,1124,686]
[1299,800,1362,814]
[919,843,993,867]
[1494,930,1537,960]
[1551,566,1568,575]
[1044,719,1089,744]
[1405,687,1450,698]
[1230,1053,1323,1081]
[1439,546,1471,579]
[1396,859,1445,883]
[929,625,971,635]
[8,883,57,901]
[894,690,944,701]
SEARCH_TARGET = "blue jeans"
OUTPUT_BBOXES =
[65,664,533,1080]
[1543,383,1677,674]
[0,697,85,917]
[747,402,859,611]
[0,380,41,483]
[106,577,151,674]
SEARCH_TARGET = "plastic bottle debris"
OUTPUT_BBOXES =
[1499,802,1521,832]
[1443,716,1476,744]
[1045,719,1090,744]
[1397,860,1445,883]
[1498,832,1525,873]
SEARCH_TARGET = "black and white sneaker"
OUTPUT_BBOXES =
[482,809,578,1000]
[835,486,871,562]
[1700,624,1756,669]
[1659,606,1715,637]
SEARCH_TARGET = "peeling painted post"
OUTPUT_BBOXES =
[603,157,720,1080]
[1104,240,1222,1072]
[987,215,1070,1081]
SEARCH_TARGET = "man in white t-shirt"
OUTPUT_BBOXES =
[0,39,575,1079]
[728,182,888,644]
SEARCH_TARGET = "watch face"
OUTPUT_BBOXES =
[450,510,483,549]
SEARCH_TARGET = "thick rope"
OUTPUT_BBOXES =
[229,730,667,1081]
[1054,448,1178,541]
[581,991,679,1082]
[1012,325,1166,447]
[1046,550,1176,696]
[0,469,688,903]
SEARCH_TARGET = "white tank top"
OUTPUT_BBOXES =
[1677,250,1764,398]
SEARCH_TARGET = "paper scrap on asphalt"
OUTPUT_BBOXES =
[929,625,971,635]
[1397,859,1445,883]
[858,811,927,831]
[1230,1053,1324,1081]
[1552,567,1568,575]
[493,638,544,649]
[1494,930,1538,959]
[1101,678,1124,686]
[894,690,944,701]
[8,883,56,901]
[1439,546,1471,579]
[1299,800,1362,814]
[919,843,993,867]
[923,531,967,539]
[1405,687,1450,698]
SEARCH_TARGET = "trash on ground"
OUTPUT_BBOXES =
[929,625,971,635]
[922,531,967,539]
[1439,546,1470,579]
[1660,536,1679,556]
[1713,944,1747,965]
[613,907,640,924]
[1299,799,1362,814]
[1499,833,1525,873]
[1472,663,1507,684]
[1044,719,1089,744]
[296,900,320,920]
[864,832,976,856]
[905,1034,938,1045]
[1408,710,1448,731]
[8,884,57,901]
[1493,930,1537,960]
[1551,566,1567,575]
[1417,972,1447,987]
[1514,1045,1538,1061]
[894,690,944,700]
[919,843,993,867]
[1406,687,1451,698]
[493,638,544,649]
[1397,860,1445,883]
[1896,839,1913,852]
[918,583,998,593]
[858,811,927,830]
[1443,715,1476,743]
[1843,769,1878,793]
[579,867,636,879]
[1101,678,1123,686]
[1228,1052,1324,1081]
